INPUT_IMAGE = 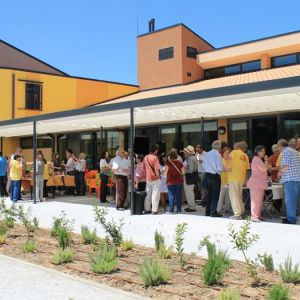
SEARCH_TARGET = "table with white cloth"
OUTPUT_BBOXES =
[263,183,284,217]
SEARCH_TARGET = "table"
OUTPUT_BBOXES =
[263,183,284,217]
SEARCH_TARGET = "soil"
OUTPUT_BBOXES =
[1,225,299,300]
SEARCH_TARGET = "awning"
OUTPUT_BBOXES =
[0,76,300,137]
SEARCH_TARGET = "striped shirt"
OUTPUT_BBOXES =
[280,147,300,183]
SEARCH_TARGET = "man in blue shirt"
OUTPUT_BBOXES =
[0,151,7,198]
[277,139,300,224]
[203,140,223,217]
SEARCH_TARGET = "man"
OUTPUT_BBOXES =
[0,152,7,199]
[10,155,22,202]
[183,145,198,212]
[62,149,75,195]
[277,139,300,224]
[112,148,130,210]
[35,153,44,202]
[142,144,161,214]
[296,138,300,152]
[268,144,280,182]
[288,138,297,150]
[202,140,223,217]
[228,142,250,220]
[195,145,206,202]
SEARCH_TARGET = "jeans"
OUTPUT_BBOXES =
[284,181,300,224]
[11,180,21,202]
[0,176,6,197]
[204,173,221,216]
[100,173,108,202]
[167,184,183,213]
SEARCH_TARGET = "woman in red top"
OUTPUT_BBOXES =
[164,151,185,213]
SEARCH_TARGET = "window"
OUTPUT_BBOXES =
[159,47,174,61]
[204,60,261,79]
[271,53,300,68]
[20,136,52,149]
[229,120,249,147]
[187,46,197,59]
[25,83,42,110]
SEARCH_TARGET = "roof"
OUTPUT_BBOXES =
[0,39,68,76]
[98,65,300,105]
[137,23,214,49]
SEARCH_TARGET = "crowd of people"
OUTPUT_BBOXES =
[0,137,299,224]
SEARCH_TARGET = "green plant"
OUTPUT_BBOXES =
[120,239,134,251]
[158,244,173,259]
[174,223,188,269]
[17,205,39,239]
[81,225,97,244]
[0,233,7,245]
[218,288,240,300]
[57,227,72,250]
[94,205,123,247]
[0,200,17,228]
[267,284,290,300]
[228,219,260,285]
[154,230,165,252]
[22,239,37,253]
[51,211,74,237]
[90,244,118,274]
[258,252,274,272]
[199,237,231,286]
[279,256,300,284]
[52,248,74,265]
[139,258,170,287]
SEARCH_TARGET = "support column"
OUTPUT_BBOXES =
[33,121,37,204]
[100,126,104,155]
[130,107,135,215]
[200,117,204,147]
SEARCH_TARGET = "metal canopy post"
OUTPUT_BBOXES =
[100,126,104,155]
[33,121,37,204]
[200,117,204,147]
[130,107,135,215]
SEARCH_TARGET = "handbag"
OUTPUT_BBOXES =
[185,171,199,185]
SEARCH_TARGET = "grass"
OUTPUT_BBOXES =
[158,244,173,259]
[57,227,72,249]
[139,258,170,287]
[22,240,38,253]
[258,252,274,272]
[120,239,134,251]
[154,230,165,252]
[218,288,240,300]
[90,244,118,274]
[81,225,97,244]
[0,233,7,245]
[52,248,74,265]
[267,284,290,300]
[279,256,300,283]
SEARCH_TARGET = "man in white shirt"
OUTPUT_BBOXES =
[62,149,75,195]
[195,145,206,202]
[112,148,130,210]
[74,153,86,196]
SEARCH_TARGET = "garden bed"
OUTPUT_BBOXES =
[1,224,300,300]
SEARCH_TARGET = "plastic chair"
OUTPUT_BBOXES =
[88,174,101,198]
[85,170,99,194]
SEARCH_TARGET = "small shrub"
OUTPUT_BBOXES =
[279,256,300,284]
[5,218,14,228]
[154,230,165,252]
[0,223,8,236]
[218,288,240,300]
[90,244,118,274]
[174,223,188,269]
[17,205,39,239]
[158,244,173,259]
[81,225,97,244]
[57,227,72,250]
[0,200,17,228]
[22,240,37,253]
[139,258,170,287]
[0,233,7,245]
[267,284,290,300]
[199,237,231,286]
[94,206,123,247]
[258,252,274,272]
[120,239,134,251]
[51,211,74,237]
[52,248,74,265]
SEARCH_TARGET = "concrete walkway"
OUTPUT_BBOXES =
[0,254,148,300]
[4,197,300,266]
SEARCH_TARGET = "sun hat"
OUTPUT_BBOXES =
[183,145,195,155]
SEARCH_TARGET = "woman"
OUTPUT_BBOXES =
[247,145,269,222]
[217,147,231,214]
[164,151,185,213]
[10,155,22,202]
[159,154,168,211]
[74,153,86,196]
[99,151,110,203]
[134,154,146,191]
[50,152,61,175]
[43,156,49,201]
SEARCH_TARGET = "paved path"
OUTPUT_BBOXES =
[0,254,148,300]
[4,198,300,266]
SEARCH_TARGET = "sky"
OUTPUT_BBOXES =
[0,0,300,85]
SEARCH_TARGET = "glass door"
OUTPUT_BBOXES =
[159,126,178,154]
[228,119,250,148]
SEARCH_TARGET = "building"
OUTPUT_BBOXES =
[0,23,300,164]
[0,38,139,164]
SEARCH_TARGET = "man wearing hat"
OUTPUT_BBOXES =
[183,145,198,212]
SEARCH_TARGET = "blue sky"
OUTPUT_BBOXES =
[1,0,300,85]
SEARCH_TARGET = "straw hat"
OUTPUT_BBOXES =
[184,145,195,155]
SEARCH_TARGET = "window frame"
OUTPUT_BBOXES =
[158,47,174,61]
[186,46,197,59]
[25,83,43,111]
[271,53,300,68]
